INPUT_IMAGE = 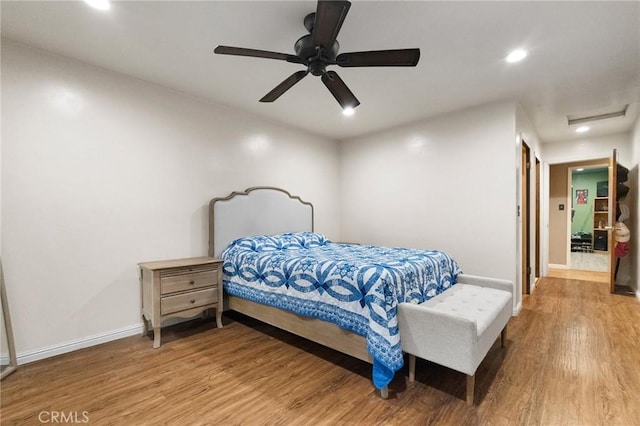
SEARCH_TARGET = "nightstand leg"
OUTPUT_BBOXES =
[216,310,223,328]
[152,327,161,349]
[142,317,148,336]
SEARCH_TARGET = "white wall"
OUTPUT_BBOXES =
[516,103,542,157]
[339,101,519,307]
[1,40,340,360]
[542,133,633,166]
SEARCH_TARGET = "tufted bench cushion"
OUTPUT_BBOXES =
[397,274,513,404]
[420,284,512,338]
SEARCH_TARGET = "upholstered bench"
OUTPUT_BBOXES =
[397,274,513,404]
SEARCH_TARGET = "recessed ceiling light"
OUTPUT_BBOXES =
[84,0,110,11]
[506,49,527,63]
[575,126,590,133]
[576,168,584,172]
[342,107,355,117]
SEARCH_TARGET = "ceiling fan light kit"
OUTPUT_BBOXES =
[214,0,420,112]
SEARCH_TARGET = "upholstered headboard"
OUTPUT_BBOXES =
[208,187,314,258]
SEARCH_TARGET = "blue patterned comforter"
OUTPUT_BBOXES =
[221,232,462,388]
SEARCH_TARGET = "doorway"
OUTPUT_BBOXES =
[569,165,609,273]
[547,155,617,285]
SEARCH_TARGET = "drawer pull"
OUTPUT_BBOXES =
[189,280,195,285]
[190,299,196,304]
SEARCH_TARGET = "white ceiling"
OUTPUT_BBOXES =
[2,1,639,142]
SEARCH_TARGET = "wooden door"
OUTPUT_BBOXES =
[608,149,618,293]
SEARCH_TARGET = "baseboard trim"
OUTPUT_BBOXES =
[513,301,522,316]
[548,264,569,269]
[17,323,144,365]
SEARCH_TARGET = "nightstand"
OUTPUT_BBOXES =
[138,257,223,348]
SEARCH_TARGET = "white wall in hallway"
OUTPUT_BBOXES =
[542,133,632,166]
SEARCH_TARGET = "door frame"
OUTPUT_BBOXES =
[535,157,541,280]
[521,141,531,294]
[543,153,617,291]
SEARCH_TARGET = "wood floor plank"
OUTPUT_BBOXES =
[547,267,609,283]
[2,276,639,425]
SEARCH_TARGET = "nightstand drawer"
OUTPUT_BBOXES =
[160,269,218,294]
[161,288,218,315]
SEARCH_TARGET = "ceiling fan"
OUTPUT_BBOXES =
[214,0,420,111]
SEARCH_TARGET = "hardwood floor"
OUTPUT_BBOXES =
[2,277,639,425]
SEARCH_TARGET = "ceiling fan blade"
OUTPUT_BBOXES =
[312,1,351,51]
[260,71,309,102]
[214,46,305,65]
[336,49,421,67]
[321,71,360,109]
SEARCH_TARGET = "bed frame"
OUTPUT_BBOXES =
[208,187,381,394]
[210,187,513,402]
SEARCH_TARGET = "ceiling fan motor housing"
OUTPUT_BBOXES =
[295,13,340,76]
[295,37,340,74]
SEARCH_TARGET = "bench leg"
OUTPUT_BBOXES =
[408,354,416,382]
[501,325,507,347]
[380,386,389,399]
[466,374,475,405]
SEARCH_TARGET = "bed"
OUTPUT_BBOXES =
[209,187,462,396]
